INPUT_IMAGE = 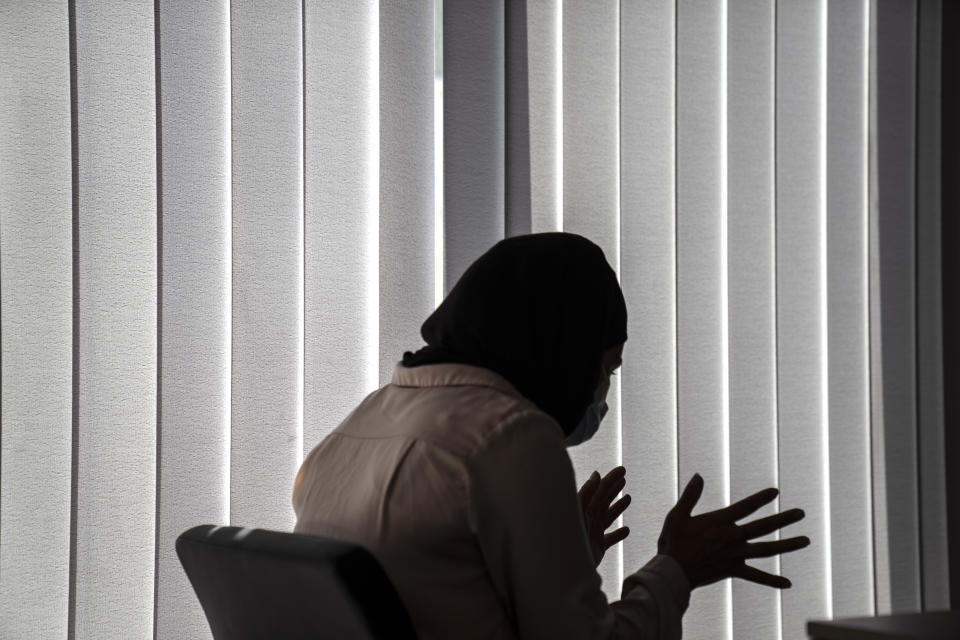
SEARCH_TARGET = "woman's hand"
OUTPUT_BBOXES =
[578,466,632,567]
[657,473,809,589]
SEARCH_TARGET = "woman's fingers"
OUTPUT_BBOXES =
[733,564,792,589]
[588,468,626,513]
[600,474,627,503]
[581,467,629,549]
[602,466,626,482]
[738,508,805,540]
[603,526,630,549]
[602,493,632,529]
[712,487,779,523]
[597,467,626,500]
[578,470,601,512]
[743,535,810,559]
[676,473,704,517]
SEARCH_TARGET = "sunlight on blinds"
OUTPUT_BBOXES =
[74,2,158,636]
[562,0,624,595]
[0,5,73,637]
[776,1,832,635]
[154,2,232,637]
[435,0,445,307]
[0,1,946,638]
[727,1,780,638]
[378,0,435,387]
[826,0,874,620]
[619,0,678,615]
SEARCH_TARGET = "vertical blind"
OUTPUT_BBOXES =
[0,1,949,639]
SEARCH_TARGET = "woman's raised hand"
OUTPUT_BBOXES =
[578,466,632,567]
[657,473,809,589]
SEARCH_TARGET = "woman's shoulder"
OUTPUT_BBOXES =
[424,383,565,466]
[419,382,559,458]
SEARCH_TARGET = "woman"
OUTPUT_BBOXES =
[292,232,808,639]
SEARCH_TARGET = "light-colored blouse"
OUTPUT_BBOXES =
[293,362,690,639]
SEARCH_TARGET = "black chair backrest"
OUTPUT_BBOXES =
[176,524,418,640]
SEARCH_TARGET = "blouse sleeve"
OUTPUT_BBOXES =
[466,409,690,640]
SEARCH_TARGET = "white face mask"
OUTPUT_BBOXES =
[564,372,611,447]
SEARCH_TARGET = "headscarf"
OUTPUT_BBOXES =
[401,232,627,438]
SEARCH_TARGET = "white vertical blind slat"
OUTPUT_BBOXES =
[379,0,436,385]
[442,0,505,292]
[676,0,731,636]
[870,0,921,614]
[562,0,623,599]
[619,0,678,582]
[303,1,380,453]
[826,0,874,619]
[866,6,889,615]
[504,0,532,238]
[727,1,780,637]
[525,0,561,233]
[230,0,303,531]
[73,1,157,637]
[155,1,232,638]
[915,0,950,611]
[0,4,73,636]
[776,1,832,636]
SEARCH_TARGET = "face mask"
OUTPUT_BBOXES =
[564,372,611,447]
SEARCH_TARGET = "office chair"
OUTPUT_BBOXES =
[176,524,418,640]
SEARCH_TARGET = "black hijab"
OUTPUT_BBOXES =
[401,232,627,438]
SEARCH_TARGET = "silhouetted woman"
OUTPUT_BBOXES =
[293,232,808,639]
